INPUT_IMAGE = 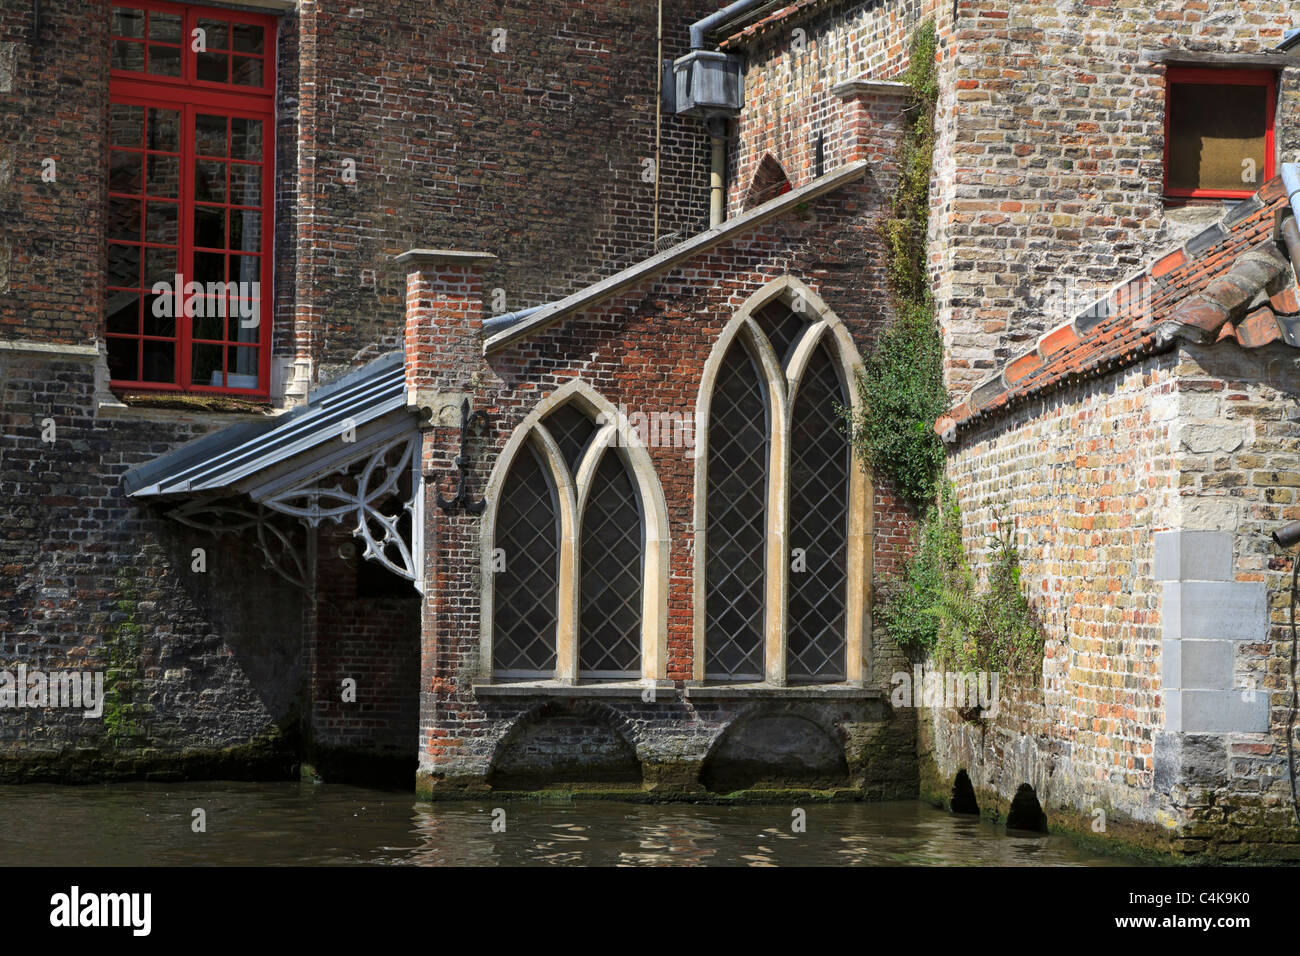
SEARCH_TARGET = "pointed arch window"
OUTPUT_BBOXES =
[485,389,669,685]
[580,448,643,678]
[492,441,560,677]
[787,343,849,682]
[697,283,866,686]
[705,342,769,681]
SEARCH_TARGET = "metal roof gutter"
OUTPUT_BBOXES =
[482,159,870,354]
[689,0,769,49]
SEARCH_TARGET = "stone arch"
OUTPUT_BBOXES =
[700,703,850,792]
[1006,782,1049,833]
[692,276,875,684]
[485,698,645,789]
[480,378,670,681]
[744,154,793,210]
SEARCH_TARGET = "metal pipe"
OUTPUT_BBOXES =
[709,120,726,227]
[689,0,767,50]
[1285,162,1300,223]
[1283,216,1300,279]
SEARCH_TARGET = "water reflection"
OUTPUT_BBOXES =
[0,782,1138,866]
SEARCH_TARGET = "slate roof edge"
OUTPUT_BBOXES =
[482,159,870,354]
[122,350,409,497]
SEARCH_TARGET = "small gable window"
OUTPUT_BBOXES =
[1164,67,1275,200]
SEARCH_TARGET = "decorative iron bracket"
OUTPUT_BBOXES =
[437,398,489,514]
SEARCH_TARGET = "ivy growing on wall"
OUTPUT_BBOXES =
[882,484,1044,679]
[844,22,1045,684]
[842,20,946,510]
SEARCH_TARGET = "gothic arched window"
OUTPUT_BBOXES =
[486,386,669,684]
[492,440,560,677]
[698,283,863,685]
[705,342,769,681]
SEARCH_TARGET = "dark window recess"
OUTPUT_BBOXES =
[786,345,849,682]
[578,449,643,678]
[1165,67,1275,199]
[705,341,768,682]
[493,442,560,677]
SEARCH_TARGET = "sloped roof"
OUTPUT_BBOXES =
[938,176,1300,436]
[482,159,869,353]
[717,0,827,50]
[123,351,411,497]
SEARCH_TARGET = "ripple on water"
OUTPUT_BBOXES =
[0,783,1145,867]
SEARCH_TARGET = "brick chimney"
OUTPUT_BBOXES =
[832,77,910,180]
[397,248,496,426]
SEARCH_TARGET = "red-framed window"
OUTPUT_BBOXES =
[107,0,275,396]
[1164,67,1276,200]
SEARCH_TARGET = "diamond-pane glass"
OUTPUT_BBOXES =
[754,301,806,369]
[705,343,768,681]
[493,442,559,676]
[579,450,643,677]
[543,403,598,476]
[787,345,848,681]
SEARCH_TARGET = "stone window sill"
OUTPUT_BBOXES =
[684,682,879,700]
[471,679,674,699]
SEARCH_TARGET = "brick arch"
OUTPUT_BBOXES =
[698,702,850,791]
[744,154,794,210]
[485,698,646,787]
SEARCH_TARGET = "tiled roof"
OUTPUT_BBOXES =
[938,177,1300,437]
[717,0,827,50]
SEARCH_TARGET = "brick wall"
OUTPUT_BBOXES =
[726,0,951,216]
[0,348,305,780]
[412,175,917,791]
[924,340,1300,857]
[935,0,1300,393]
[308,528,421,784]
[292,0,717,384]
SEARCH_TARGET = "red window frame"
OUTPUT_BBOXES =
[1163,66,1276,201]
[107,0,276,397]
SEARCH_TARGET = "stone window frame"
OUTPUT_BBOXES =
[691,276,874,686]
[479,380,671,685]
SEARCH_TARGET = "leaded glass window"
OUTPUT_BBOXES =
[544,403,597,476]
[754,301,805,369]
[493,442,559,676]
[787,345,849,682]
[705,342,768,681]
[579,449,643,678]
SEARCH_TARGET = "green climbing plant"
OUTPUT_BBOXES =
[842,20,947,509]
[882,483,1045,679]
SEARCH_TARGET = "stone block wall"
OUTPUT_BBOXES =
[924,341,1300,857]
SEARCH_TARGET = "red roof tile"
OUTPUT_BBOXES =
[938,177,1299,439]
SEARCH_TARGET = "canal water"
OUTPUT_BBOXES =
[0,782,1140,866]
